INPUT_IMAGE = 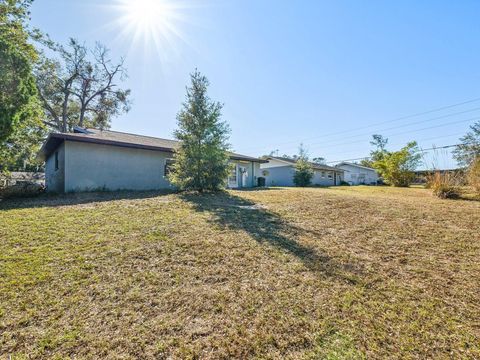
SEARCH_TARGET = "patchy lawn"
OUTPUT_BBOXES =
[1,186,479,359]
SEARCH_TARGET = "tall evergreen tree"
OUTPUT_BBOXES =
[168,70,231,191]
[293,144,313,187]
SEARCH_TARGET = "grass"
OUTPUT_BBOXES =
[1,186,479,359]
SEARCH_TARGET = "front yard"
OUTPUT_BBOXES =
[1,186,479,359]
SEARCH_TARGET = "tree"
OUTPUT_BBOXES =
[0,0,44,173]
[452,121,480,167]
[369,136,421,187]
[312,156,326,165]
[293,144,313,187]
[35,38,131,132]
[168,70,231,192]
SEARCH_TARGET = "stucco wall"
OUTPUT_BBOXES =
[311,169,336,186]
[337,164,378,185]
[262,166,296,187]
[64,141,174,192]
[45,142,65,193]
[45,140,260,192]
[229,160,261,188]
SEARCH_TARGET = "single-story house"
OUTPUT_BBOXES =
[38,128,267,193]
[259,156,345,186]
[335,162,378,185]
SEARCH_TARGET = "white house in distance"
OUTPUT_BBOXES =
[39,128,267,193]
[260,156,345,186]
[335,162,379,185]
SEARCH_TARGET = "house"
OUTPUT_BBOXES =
[335,162,378,185]
[259,156,345,186]
[38,128,267,193]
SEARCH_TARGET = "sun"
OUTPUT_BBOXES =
[121,0,169,33]
[108,0,190,61]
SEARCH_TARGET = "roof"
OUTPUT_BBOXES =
[335,162,377,172]
[38,128,267,163]
[265,156,344,172]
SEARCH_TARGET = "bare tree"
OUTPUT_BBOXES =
[35,38,130,132]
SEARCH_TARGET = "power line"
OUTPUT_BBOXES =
[242,96,480,153]
[321,131,465,163]
[301,108,480,149]
[326,144,459,164]
[292,116,477,154]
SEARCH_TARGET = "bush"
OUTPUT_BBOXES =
[293,159,313,187]
[467,158,480,195]
[339,181,350,186]
[426,171,462,199]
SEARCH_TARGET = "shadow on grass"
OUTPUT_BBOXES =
[0,190,175,210]
[180,191,362,283]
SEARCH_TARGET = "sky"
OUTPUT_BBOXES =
[30,0,480,168]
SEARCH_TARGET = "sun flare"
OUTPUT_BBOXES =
[109,0,190,61]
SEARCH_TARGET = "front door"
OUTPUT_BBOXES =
[238,166,248,187]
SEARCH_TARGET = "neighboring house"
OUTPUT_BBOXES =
[335,162,378,185]
[259,156,345,186]
[38,128,267,193]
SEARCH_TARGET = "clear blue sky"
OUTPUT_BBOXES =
[31,0,480,168]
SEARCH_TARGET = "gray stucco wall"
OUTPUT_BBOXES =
[336,164,378,185]
[261,166,342,187]
[45,140,260,192]
[229,160,261,188]
[311,170,337,186]
[45,142,65,193]
[262,166,296,187]
[64,141,174,192]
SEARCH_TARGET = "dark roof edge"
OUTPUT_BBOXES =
[39,133,267,163]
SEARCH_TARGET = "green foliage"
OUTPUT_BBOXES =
[293,144,313,187]
[453,121,480,167]
[168,70,231,191]
[0,0,44,173]
[369,136,421,187]
[34,38,131,132]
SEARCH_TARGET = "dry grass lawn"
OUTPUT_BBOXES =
[1,186,479,359]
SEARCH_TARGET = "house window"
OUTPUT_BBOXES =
[164,159,175,176]
[54,151,59,171]
[321,171,326,178]
[228,165,237,184]
[327,171,333,179]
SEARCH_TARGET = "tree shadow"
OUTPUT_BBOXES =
[179,191,363,283]
[0,190,175,211]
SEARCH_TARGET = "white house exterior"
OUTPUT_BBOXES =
[335,162,379,185]
[39,128,266,193]
[260,157,345,187]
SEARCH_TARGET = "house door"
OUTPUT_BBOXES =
[238,166,248,188]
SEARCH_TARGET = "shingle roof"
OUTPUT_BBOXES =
[38,128,267,163]
[335,162,376,171]
[266,156,344,172]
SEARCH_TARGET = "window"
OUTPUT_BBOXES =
[228,165,237,184]
[321,171,326,178]
[327,171,333,179]
[54,151,59,171]
[164,159,175,176]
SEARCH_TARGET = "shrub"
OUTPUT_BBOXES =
[293,159,313,187]
[339,181,350,186]
[426,171,462,199]
[467,158,480,194]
